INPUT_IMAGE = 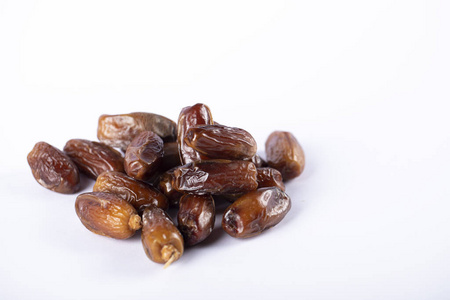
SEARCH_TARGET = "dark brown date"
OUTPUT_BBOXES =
[158,169,184,207]
[97,112,177,151]
[141,206,184,267]
[160,141,182,172]
[177,103,214,164]
[256,167,285,191]
[251,154,268,168]
[222,187,291,238]
[265,131,305,181]
[184,124,257,160]
[63,139,124,179]
[93,171,169,211]
[75,192,142,239]
[27,142,80,194]
[177,194,215,246]
[124,131,164,181]
[172,160,258,195]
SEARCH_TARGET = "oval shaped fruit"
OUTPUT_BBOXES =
[124,131,164,181]
[63,139,124,179]
[222,187,291,238]
[141,207,184,268]
[265,131,305,181]
[27,141,80,194]
[177,194,215,246]
[75,192,142,239]
[93,171,169,211]
[256,167,285,191]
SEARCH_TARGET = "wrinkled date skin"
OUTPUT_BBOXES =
[177,194,215,246]
[177,103,214,165]
[93,171,169,211]
[160,141,182,173]
[172,160,258,195]
[124,131,164,181]
[158,169,184,207]
[75,192,142,239]
[265,131,305,181]
[27,142,80,194]
[251,154,268,168]
[97,112,177,151]
[63,139,124,179]
[184,124,257,160]
[222,187,291,238]
[256,167,285,191]
[141,207,184,267]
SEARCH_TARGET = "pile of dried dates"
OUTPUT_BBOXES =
[27,103,305,268]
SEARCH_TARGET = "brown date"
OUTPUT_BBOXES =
[177,103,214,164]
[63,139,124,179]
[184,124,257,160]
[251,154,268,168]
[124,131,164,181]
[265,131,305,181]
[158,169,184,207]
[75,192,142,239]
[256,167,285,191]
[27,142,80,194]
[172,160,258,195]
[222,187,291,238]
[93,171,169,211]
[97,112,177,151]
[160,141,182,172]
[141,206,184,268]
[177,194,215,246]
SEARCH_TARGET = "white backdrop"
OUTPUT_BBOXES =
[1,1,449,299]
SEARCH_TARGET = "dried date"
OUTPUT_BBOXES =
[256,167,285,191]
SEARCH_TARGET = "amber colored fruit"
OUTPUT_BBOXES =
[177,194,215,246]
[222,187,291,238]
[256,167,285,191]
[158,169,184,207]
[251,154,268,168]
[27,142,80,194]
[93,171,169,211]
[63,139,124,179]
[172,160,258,195]
[97,112,177,151]
[141,207,184,267]
[184,124,257,160]
[124,131,164,181]
[177,103,214,164]
[75,192,142,239]
[265,131,305,181]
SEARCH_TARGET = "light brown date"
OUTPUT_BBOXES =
[75,192,142,239]
[177,194,215,246]
[63,139,124,179]
[158,169,184,207]
[222,187,291,238]
[256,167,285,191]
[265,131,305,181]
[27,142,80,194]
[93,171,169,211]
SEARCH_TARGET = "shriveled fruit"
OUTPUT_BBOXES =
[160,141,181,172]
[184,124,257,160]
[265,131,305,181]
[63,139,124,179]
[141,207,184,268]
[93,171,169,211]
[177,194,215,246]
[75,192,142,239]
[27,141,80,194]
[222,187,291,238]
[177,103,214,164]
[172,160,258,195]
[158,169,184,207]
[124,131,164,181]
[256,167,285,191]
[97,112,177,151]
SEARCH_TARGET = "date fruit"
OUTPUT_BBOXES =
[98,112,177,151]
[63,139,124,179]
[184,124,257,160]
[75,192,142,239]
[27,142,80,194]
[177,194,215,246]
[93,171,169,211]
[158,169,184,207]
[222,187,291,238]
[172,160,258,195]
[141,206,184,268]
[256,167,285,191]
[265,131,305,181]
[124,131,164,181]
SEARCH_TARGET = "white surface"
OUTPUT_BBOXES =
[1,1,450,299]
